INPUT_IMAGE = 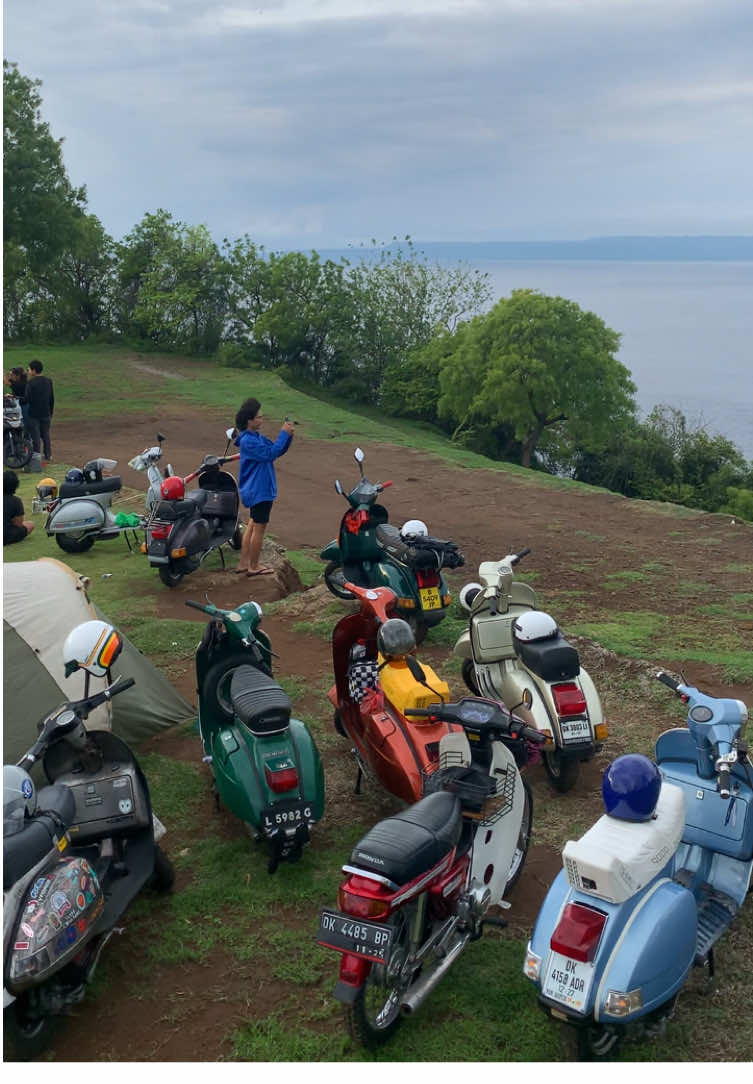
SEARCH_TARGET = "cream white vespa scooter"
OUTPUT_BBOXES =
[454,547,607,792]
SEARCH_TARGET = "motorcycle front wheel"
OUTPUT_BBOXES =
[505,779,533,891]
[345,914,412,1047]
[323,561,356,600]
[3,999,58,1062]
[3,432,33,469]
[543,749,580,792]
[55,531,95,554]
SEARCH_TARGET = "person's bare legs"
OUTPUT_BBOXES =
[237,518,272,573]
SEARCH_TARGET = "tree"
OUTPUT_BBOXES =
[438,289,636,467]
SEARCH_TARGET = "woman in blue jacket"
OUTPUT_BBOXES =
[233,398,295,575]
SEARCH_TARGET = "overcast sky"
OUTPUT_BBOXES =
[4,0,753,249]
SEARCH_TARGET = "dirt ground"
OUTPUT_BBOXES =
[36,400,753,1062]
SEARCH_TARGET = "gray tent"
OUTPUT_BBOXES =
[3,557,194,764]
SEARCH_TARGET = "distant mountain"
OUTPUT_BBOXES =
[318,236,753,262]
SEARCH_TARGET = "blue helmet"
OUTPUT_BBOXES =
[602,754,662,822]
[65,467,84,484]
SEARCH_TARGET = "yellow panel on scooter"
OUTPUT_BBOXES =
[377,655,451,717]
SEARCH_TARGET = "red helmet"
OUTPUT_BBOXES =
[160,475,185,500]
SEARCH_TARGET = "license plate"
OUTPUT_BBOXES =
[541,950,595,1012]
[419,586,442,610]
[318,909,394,963]
[560,718,592,743]
[261,799,314,833]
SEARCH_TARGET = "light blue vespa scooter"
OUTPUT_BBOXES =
[524,671,752,1060]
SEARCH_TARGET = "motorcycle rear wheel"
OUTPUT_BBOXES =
[159,565,184,588]
[323,561,356,600]
[55,532,95,554]
[147,844,175,892]
[3,432,33,469]
[3,999,58,1062]
[345,917,411,1047]
[542,749,580,792]
[203,650,272,722]
[505,779,533,891]
[230,524,243,550]
[461,658,480,695]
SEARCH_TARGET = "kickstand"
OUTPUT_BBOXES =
[218,546,226,570]
[354,762,363,796]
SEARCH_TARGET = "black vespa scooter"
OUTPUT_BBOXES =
[145,429,243,587]
[3,678,173,1060]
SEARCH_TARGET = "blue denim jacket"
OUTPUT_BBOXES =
[235,428,293,507]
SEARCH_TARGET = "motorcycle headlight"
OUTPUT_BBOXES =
[523,944,542,982]
[604,988,643,1016]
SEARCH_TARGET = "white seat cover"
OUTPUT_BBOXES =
[562,782,685,904]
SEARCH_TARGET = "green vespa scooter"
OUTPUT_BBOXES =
[185,598,324,872]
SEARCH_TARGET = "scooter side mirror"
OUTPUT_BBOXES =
[157,432,165,442]
[334,479,344,496]
[226,427,237,441]
[509,688,534,715]
[354,447,365,463]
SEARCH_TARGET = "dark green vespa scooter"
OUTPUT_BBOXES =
[185,598,324,872]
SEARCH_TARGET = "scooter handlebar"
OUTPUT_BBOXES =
[377,481,394,489]
[718,765,732,799]
[655,670,681,692]
[511,547,531,565]
[185,600,211,613]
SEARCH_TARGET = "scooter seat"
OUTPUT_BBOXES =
[513,630,580,682]
[230,665,292,734]
[376,523,463,571]
[186,489,208,507]
[59,476,122,499]
[563,781,686,904]
[152,499,196,521]
[3,785,76,890]
[350,791,462,886]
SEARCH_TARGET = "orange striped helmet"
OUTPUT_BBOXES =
[63,620,123,678]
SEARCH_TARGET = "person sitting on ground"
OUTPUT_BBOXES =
[233,398,295,576]
[3,470,35,546]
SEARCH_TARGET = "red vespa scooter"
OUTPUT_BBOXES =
[329,583,463,803]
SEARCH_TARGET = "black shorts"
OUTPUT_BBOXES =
[248,500,273,525]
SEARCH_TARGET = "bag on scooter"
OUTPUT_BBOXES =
[348,660,380,703]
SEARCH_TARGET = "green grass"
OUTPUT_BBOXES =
[286,548,326,587]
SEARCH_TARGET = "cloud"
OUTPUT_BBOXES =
[4,0,752,245]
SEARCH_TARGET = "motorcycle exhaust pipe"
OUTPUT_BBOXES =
[400,932,470,1016]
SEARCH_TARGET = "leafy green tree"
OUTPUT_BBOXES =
[113,210,183,342]
[438,289,636,467]
[129,218,227,353]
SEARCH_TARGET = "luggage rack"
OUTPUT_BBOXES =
[422,750,515,825]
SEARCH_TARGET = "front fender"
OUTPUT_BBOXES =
[321,540,340,561]
[453,628,472,659]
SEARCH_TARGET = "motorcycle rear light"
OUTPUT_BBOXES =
[523,944,542,981]
[396,597,416,609]
[552,683,588,718]
[264,765,299,793]
[170,546,187,558]
[337,887,390,919]
[442,593,451,607]
[594,722,608,741]
[150,524,172,540]
[415,569,440,589]
[604,988,643,1017]
[551,902,607,963]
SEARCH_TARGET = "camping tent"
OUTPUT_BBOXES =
[3,557,194,764]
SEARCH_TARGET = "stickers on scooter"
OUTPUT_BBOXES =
[51,891,71,917]
[228,611,241,622]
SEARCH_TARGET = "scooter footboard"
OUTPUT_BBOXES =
[529,873,697,1023]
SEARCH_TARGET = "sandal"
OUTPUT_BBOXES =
[232,567,250,574]
[246,567,273,577]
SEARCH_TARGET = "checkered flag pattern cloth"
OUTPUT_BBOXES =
[348,660,380,703]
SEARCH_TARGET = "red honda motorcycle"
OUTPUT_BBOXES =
[318,695,546,1045]
[329,582,462,803]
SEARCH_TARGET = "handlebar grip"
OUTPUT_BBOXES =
[656,671,680,692]
[718,765,731,799]
[380,480,394,488]
[522,726,548,744]
[185,600,208,612]
[110,677,136,695]
[511,547,531,565]
[404,707,431,717]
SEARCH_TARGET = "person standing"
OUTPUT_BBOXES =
[6,367,30,428]
[3,470,35,545]
[26,359,54,462]
[233,398,294,576]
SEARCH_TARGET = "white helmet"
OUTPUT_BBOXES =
[513,611,558,643]
[3,765,37,822]
[459,582,483,612]
[401,519,428,540]
[63,620,123,678]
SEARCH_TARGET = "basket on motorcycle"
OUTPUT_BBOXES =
[422,750,515,825]
[230,665,292,735]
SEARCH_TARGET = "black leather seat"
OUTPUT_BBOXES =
[376,523,463,571]
[230,665,291,734]
[350,791,462,885]
[3,785,76,890]
[187,489,208,507]
[513,631,580,682]
[152,499,196,521]
[59,477,122,499]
